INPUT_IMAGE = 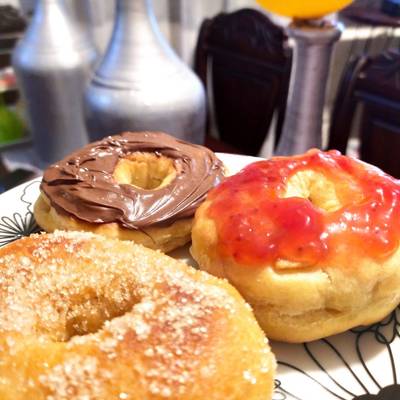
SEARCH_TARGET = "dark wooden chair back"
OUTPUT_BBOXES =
[328,50,400,178]
[194,8,291,156]
[328,55,369,154]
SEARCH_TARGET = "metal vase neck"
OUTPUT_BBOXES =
[23,0,93,52]
[117,0,152,13]
[94,0,180,85]
[276,21,342,156]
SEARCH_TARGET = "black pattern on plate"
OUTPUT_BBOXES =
[273,379,288,400]
[20,179,41,212]
[0,180,41,247]
[351,308,400,345]
[276,307,400,399]
[0,211,39,246]
[355,384,400,399]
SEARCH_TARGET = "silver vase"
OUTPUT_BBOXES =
[84,0,206,144]
[12,0,97,165]
[276,20,342,156]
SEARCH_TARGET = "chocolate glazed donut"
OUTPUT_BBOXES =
[34,132,225,252]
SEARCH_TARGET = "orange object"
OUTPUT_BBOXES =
[257,0,353,19]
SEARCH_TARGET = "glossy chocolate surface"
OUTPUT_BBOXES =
[41,132,224,229]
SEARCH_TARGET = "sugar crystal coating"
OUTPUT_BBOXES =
[0,231,275,399]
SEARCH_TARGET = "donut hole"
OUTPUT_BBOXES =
[113,152,176,190]
[64,291,139,340]
[284,170,362,212]
[40,272,141,342]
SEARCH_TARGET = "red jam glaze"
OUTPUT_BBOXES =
[207,150,400,267]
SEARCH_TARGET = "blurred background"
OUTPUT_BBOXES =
[0,0,400,191]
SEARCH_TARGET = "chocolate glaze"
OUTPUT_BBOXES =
[40,132,225,229]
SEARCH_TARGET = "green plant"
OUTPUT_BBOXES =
[0,95,25,144]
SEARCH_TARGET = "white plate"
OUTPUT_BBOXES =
[0,153,399,400]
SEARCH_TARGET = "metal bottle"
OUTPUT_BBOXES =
[12,0,97,165]
[275,20,342,155]
[84,0,206,144]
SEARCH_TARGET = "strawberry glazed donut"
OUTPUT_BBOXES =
[34,132,225,253]
[191,150,400,342]
[0,231,276,399]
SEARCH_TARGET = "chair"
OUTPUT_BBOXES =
[339,3,400,56]
[341,4,400,29]
[194,8,291,156]
[328,50,400,178]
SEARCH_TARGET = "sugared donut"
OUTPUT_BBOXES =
[191,149,400,342]
[0,231,275,399]
[34,132,224,253]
